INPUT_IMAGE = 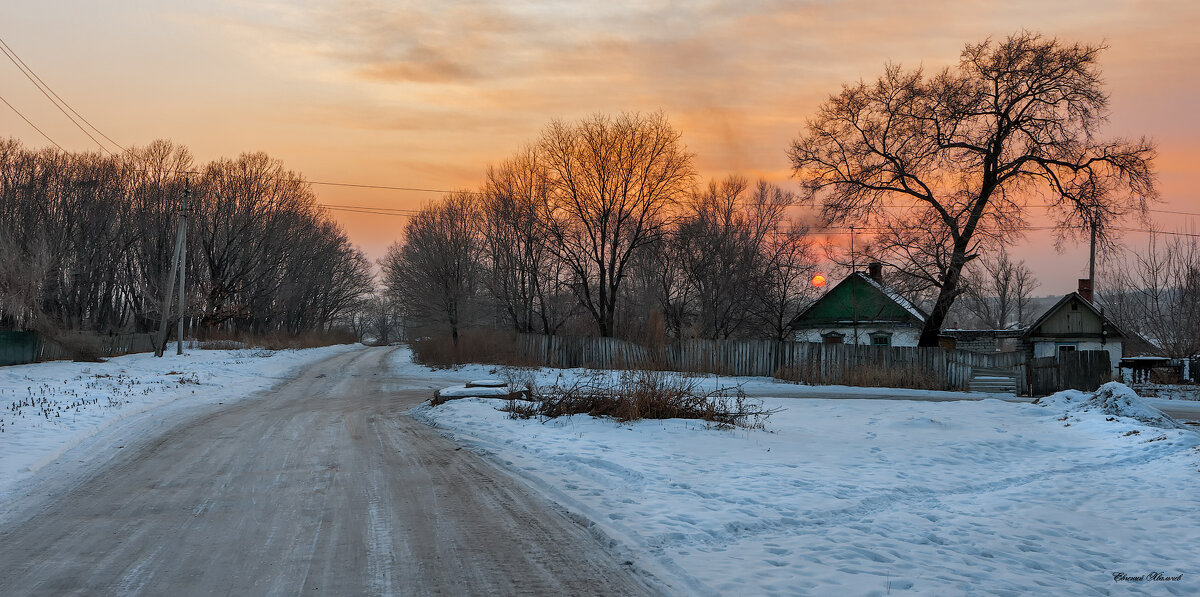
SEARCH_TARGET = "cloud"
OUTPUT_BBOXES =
[205,0,1200,193]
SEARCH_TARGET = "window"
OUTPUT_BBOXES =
[821,332,844,344]
[870,332,892,346]
[1057,343,1077,356]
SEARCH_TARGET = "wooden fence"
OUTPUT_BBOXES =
[0,331,157,366]
[516,334,1025,391]
[1027,350,1112,395]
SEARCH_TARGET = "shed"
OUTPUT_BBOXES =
[1021,282,1126,377]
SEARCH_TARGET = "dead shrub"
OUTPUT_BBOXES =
[498,365,540,394]
[500,369,780,429]
[198,340,246,350]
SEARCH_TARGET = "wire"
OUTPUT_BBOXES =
[305,179,480,195]
[0,91,65,151]
[0,36,118,155]
[39,159,1200,236]
[318,203,420,213]
[321,205,416,217]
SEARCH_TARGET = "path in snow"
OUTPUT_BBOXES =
[0,346,659,596]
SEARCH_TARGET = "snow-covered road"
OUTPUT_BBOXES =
[0,346,657,595]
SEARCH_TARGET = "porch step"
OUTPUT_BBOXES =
[969,367,1017,394]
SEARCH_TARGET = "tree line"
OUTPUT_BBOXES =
[381,112,820,346]
[0,139,373,342]
[386,32,1164,352]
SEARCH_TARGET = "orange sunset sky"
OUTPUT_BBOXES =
[3,1,1198,294]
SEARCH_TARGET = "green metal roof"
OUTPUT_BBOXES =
[792,273,926,327]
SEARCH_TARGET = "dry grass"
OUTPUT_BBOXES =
[499,369,779,429]
[410,328,535,368]
[774,363,941,390]
[196,328,357,351]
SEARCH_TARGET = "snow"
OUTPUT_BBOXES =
[408,360,1200,595]
[0,344,360,500]
[1036,382,1185,428]
[436,385,518,398]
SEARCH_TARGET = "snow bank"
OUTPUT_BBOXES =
[436,385,519,398]
[0,344,359,499]
[1036,382,1183,428]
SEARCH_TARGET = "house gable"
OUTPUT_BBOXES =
[1023,293,1125,341]
[793,273,925,327]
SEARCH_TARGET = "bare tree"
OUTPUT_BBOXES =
[0,138,372,340]
[380,191,483,348]
[354,295,403,344]
[756,219,818,341]
[958,252,1041,329]
[674,177,796,339]
[789,32,1156,346]
[1102,231,1200,358]
[539,112,695,337]
[480,146,573,335]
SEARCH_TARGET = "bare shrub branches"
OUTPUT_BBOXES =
[499,369,779,429]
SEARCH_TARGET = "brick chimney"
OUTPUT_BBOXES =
[868,262,884,284]
[1078,278,1093,303]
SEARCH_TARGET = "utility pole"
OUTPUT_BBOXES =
[1088,216,1097,283]
[850,226,859,346]
[176,177,189,355]
[154,179,188,357]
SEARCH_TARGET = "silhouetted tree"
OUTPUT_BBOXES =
[540,112,695,337]
[380,191,483,348]
[1102,232,1200,358]
[790,32,1156,346]
[959,252,1041,329]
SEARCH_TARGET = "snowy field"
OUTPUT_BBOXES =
[408,356,1200,595]
[0,344,359,500]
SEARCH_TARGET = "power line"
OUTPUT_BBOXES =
[0,91,65,151]
[315,203,419,212]
[306,179,479,195]
[0,36,120,155]
[321,205,417,217]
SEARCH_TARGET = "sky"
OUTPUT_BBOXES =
[2,1,1198,294]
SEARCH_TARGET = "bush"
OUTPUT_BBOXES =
[499,369,779,429]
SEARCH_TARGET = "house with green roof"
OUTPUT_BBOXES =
[790,263,927,347]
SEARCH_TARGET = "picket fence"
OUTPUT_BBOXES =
[516,334,1024,391]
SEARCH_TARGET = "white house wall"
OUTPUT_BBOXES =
[795,326,922,347]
